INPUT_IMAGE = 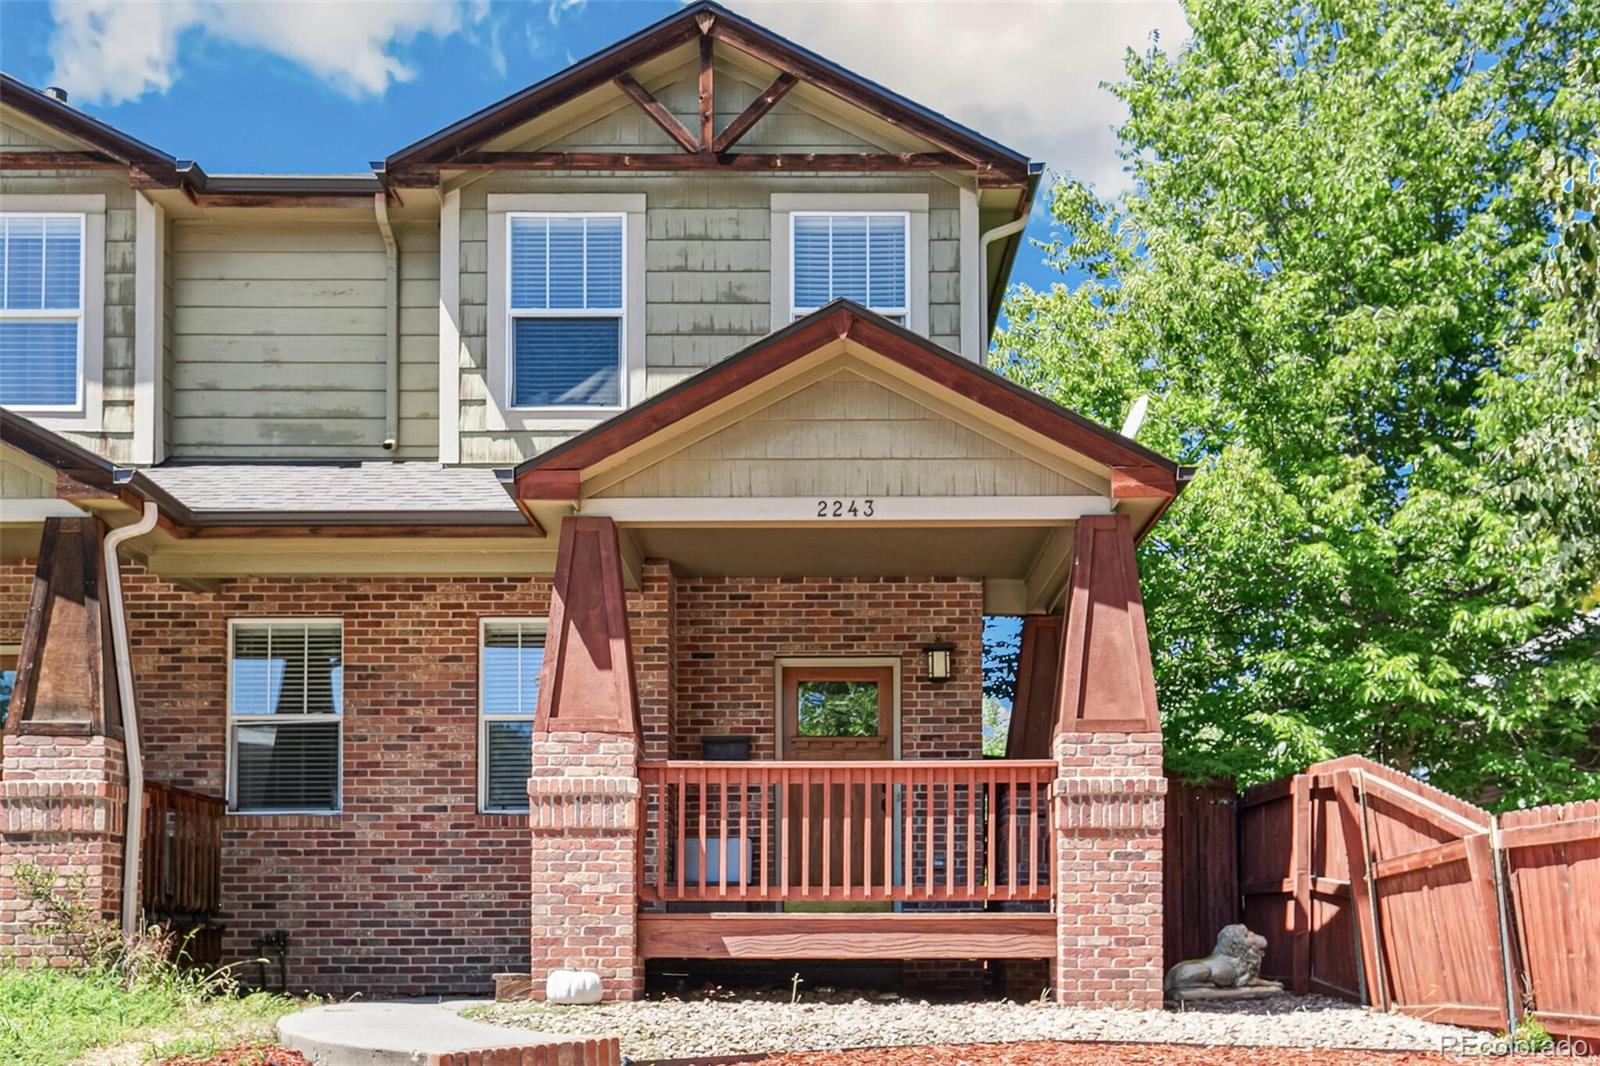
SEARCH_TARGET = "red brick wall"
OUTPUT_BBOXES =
[0,558,32,644]
[123,571,561,996]
[672,576,984,760]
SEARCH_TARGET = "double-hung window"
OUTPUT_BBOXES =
[0,213,84,409]
[506,213,625,409]
[228,620,343,814]
[480,619,544,813]
[791,212,909,323]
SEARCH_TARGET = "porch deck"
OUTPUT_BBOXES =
[636,758,1057,960]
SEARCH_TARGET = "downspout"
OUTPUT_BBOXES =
[374,193,399,453]
[979,215,1030,333]
[108,501,160,938]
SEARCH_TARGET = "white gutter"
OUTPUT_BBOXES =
[108,501,160,938]
[978,215,1030,329]
[374,193,399,453]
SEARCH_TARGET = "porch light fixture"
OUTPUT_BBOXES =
[923,642,955,684]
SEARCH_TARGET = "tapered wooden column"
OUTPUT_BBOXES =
[2,518,130,958]
[524,516,644,1001]
[1051,514,1166,1008]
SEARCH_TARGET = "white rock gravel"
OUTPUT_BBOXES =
[468,991,1478,1062]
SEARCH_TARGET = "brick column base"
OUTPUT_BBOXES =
[0,734,128,961]
[527,733,642,1002]
[1053,732,1165,1008]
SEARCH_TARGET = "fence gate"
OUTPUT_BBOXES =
[1240,757,1511,1030]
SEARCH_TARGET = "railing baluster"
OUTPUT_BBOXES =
[738,767,749,899]
[821,767,833,897]
[966,767,977,900]
[780,767,791,899]
[1008,773,1019,900]
[676,767,687,899]
[801,767,812,893]
[842,767,854,896]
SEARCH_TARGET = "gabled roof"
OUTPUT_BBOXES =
[0,73,179,182]
[514,301,1185,511]
[385,0,1033,182]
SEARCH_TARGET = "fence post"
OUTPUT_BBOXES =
[1289,772,1312,995]
[1487,816,1520,1035]
[1334,769,1385,1009]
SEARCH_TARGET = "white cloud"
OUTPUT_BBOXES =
[721,0,1190,195]
[47,0,481,105]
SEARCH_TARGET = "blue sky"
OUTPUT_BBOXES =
[1,1,1186,296]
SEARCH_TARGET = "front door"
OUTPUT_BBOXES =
[780,665,893,892]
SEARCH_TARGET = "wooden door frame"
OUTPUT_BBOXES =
[772,656,901,760]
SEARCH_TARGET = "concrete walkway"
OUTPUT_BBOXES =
[277,1000,620,1066]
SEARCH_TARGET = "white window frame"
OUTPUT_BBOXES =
[485,193,646,433]
[788,210,912,323]
[0,196,104,430]
[1,210,86,414]
[225,618,344,816]
[770,192,929,338]
[478,617,545,814]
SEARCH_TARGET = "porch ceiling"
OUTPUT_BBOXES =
[629,524,1050,579]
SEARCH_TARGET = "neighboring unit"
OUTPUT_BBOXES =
[0,2,1187,1007]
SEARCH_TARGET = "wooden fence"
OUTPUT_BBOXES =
[1501,800,1600,1041]
[1220,756,1599,1041]
[140,781,225,960]
[1163,779,1237,971]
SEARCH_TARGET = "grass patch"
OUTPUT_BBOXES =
[0,865,302,1065]
[0,963,300,1066]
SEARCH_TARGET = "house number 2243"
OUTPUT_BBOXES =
[816,498,875,518]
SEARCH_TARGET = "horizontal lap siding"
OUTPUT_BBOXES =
[169,220,438,459]
[0,166,137,461]
[458,65,963,464]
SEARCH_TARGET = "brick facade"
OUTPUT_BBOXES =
[2,555,1168,1004]
[673,576,984,760]
[1052,732,1166,1008]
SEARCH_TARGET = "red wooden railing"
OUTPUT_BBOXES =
[638,760,1055,904]
[141,781,226,919]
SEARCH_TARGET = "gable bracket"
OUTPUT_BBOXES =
[699,31,716,151]
[713,73,797,154]
[614,72,701,153]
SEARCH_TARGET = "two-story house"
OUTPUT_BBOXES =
[0,2,1186,1007]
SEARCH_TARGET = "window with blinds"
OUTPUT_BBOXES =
[480,620,545,812]
[228,620,343,813]
[791,212,909,322]
[507,213,624,409]
[0,214,84,408]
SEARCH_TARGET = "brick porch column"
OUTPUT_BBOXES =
[526,516,644,1001]
[1051,515,1167,1008]
[0,518,130,959]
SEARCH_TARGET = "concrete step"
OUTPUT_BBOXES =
[277,1000,621,1066]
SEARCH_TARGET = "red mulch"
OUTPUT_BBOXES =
[157,1045,311,1066]
[758,1044,1465,1065]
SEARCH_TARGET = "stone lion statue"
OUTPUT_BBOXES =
[1164,924,1269,994]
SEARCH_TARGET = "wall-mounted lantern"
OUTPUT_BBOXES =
[923,642,955,684]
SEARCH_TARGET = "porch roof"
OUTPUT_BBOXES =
[514,301,1188,535]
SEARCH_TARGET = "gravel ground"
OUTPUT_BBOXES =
[470,991,1479,1062]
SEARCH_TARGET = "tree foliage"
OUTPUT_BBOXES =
[993,0,1599,806]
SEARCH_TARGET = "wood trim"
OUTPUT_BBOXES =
[614,73,700,153]
[182,523,536,540]
[637,912,1054,959]
[1499,816,1600,850]
[578,496,1112,526]
[0,150,122,170]
[438,189,462,463]
[713,73,797,153]
[698,33,716,152]
[439,150,976,172]
[779,665,894,759]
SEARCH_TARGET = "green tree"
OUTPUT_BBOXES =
[994,0,1600,806]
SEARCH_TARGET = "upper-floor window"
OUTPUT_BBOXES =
[0,213,84,409]
[480,619,544,813]
[507,213,625,410]
[228,619,343,814]
[791,212,909,323]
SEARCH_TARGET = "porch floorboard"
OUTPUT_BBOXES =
[638,912,1054,960]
